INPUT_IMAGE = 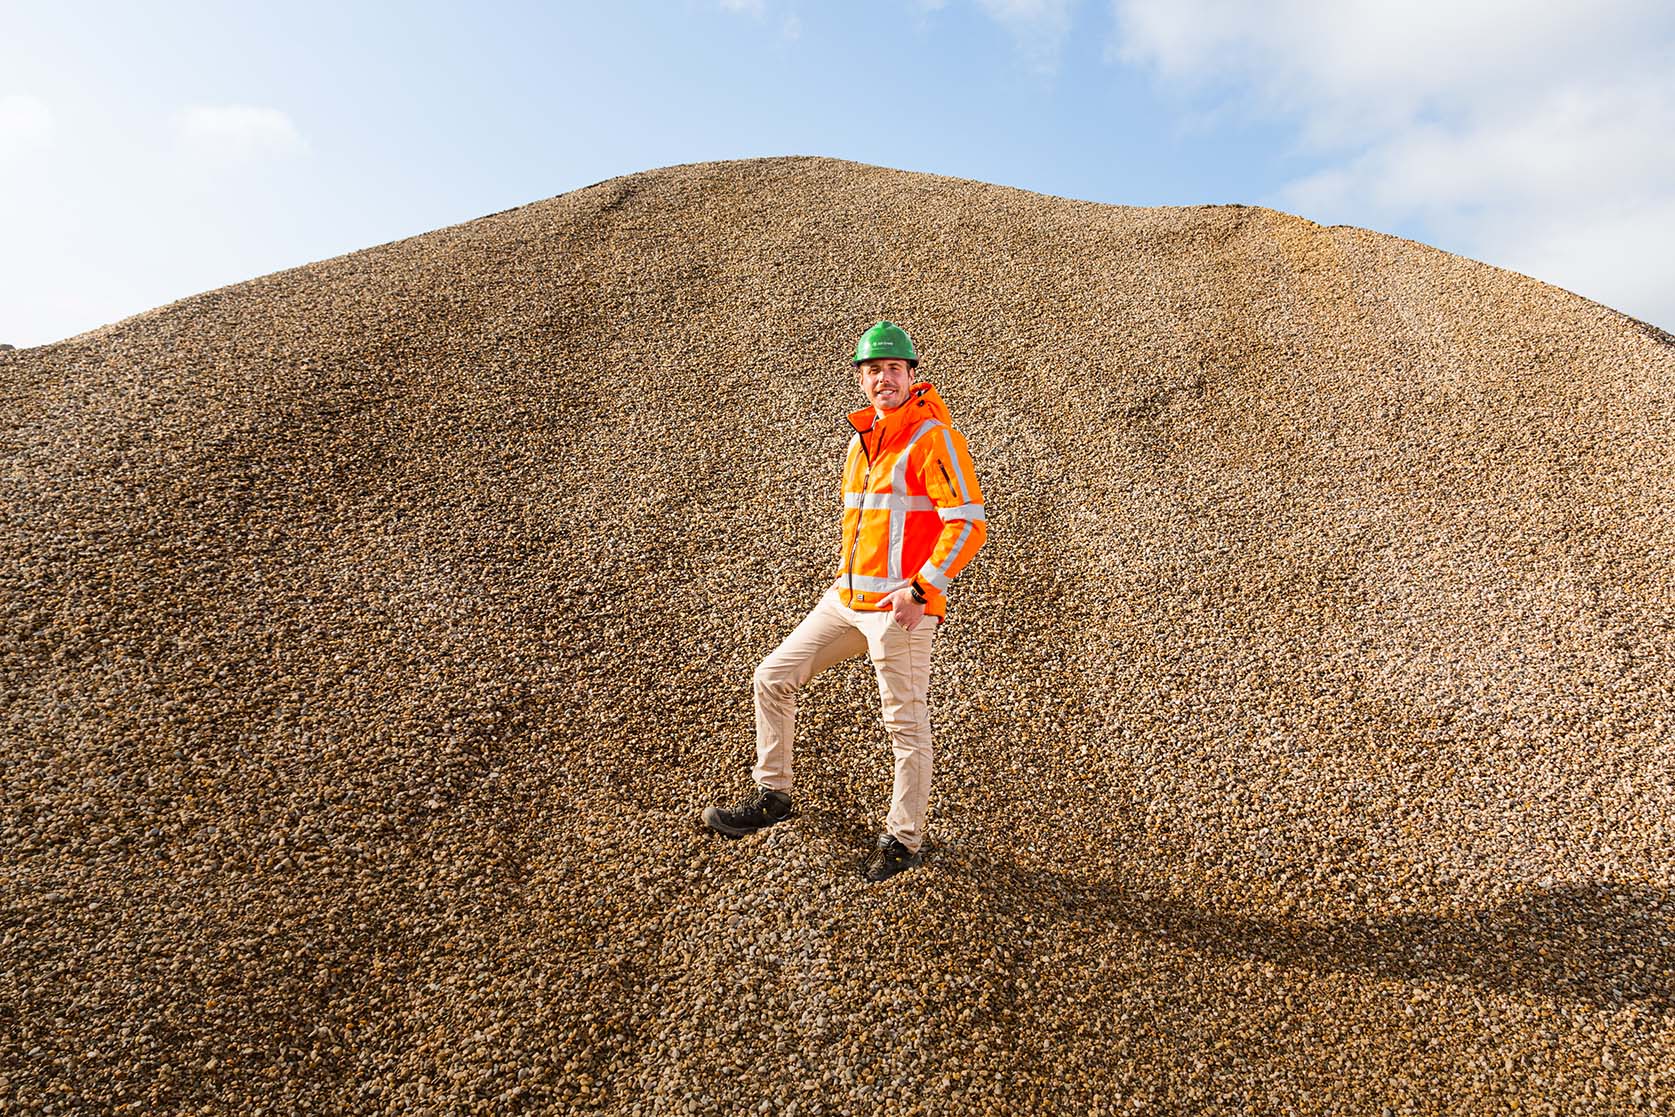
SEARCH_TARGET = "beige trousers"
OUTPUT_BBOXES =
[752,591,940,852]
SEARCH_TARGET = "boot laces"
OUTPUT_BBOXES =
[732,787,780,822]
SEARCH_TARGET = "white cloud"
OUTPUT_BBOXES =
[719,0,765,13]
[1282,80,1675,219]
[176,105,307,160]
[976,0,1076,75]
[1111,0,1675,328]
[0,94,54,157]
[1113,0,1667,132]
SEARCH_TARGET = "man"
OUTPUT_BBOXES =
[702,321,987,881]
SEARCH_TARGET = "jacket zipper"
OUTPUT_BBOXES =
[846,418,876,601]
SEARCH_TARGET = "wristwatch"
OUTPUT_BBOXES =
[909,581,928,605]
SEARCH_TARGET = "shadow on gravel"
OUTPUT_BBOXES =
[960,854,1675,1012]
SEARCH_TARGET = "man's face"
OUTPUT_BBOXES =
[856,358,915,413]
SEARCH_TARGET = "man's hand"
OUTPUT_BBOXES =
[881,586,928,631]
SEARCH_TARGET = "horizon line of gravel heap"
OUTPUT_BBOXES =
[3,156,1672,1115]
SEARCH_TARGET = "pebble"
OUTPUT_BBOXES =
[0,156,1671,1114]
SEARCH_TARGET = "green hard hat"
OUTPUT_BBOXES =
[853,321,918,367]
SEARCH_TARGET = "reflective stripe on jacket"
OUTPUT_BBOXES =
[834,382,986,617]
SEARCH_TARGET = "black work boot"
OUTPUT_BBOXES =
[861,834,923,881]
[702,786,793,838]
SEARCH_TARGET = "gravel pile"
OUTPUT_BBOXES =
[3,156,1672,1115]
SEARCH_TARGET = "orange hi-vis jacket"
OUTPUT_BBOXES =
[834,382,986,618]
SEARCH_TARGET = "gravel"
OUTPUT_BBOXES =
[2,155,1672,1115]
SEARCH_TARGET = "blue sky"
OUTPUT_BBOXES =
[4,0,1673,346]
